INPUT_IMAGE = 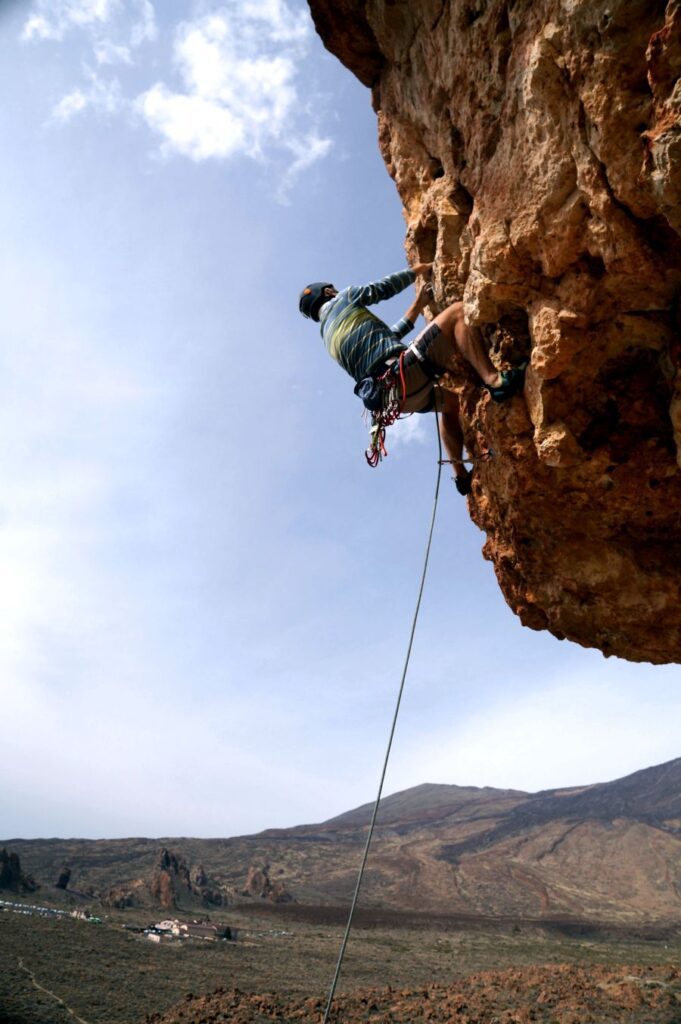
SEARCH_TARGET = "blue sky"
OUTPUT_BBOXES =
[1,0,679,840]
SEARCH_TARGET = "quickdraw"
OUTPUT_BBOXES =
[365,353,407,467]
[438,448,495,467]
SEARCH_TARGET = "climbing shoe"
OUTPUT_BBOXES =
[487,361,528,403]
[454,470,473,496]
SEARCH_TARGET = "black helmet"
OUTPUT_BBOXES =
[299,282,334,322]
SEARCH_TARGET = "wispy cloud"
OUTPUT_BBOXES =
[51,68,123,122]
[278,133,333,200]
[22,0,120,42]
[130,0,155,45]
[389,413,430,450]
[137,5,331,179]
[22,0,154,45]
[23,0,155,122]
[22,0,331,192]
[94,39,133,65]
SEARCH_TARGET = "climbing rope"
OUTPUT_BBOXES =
[322,411,444,1024]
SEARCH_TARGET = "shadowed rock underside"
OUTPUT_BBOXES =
[308,0,681,664]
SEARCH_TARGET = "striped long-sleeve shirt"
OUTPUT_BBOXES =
[319,269,416,382]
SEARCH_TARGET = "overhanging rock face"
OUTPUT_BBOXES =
[309,0,681,664]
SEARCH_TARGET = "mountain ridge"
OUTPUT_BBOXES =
[4,757,681,925]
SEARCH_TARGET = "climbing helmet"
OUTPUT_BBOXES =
[299,282,334,322]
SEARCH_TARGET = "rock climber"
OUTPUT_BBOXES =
[298,264,525,493]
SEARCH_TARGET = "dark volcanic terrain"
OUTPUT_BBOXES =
[2,758,681,1023]
[6,757,681,925]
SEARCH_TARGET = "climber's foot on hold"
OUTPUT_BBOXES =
[454,469,473,496]
[486,361,528,403]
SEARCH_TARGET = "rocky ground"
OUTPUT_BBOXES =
[147,963,681,1024]
[3,900,680,1024]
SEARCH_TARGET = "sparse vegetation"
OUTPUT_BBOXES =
[4,764,681,1021]
[1,899,681,1023]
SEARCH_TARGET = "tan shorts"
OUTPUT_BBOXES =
[389,322,454,413]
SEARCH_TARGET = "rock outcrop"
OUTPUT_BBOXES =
[55,865,71,890]
[150,848,192,909]
[101,848,232,910]
[101,884,141,909]
[0,849,38,893]
[308,0,681,663]
[191,863,230,907]
[242,864,294,904]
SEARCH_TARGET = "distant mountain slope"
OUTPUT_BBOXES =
[529,757,681,821]
[319,783,529,830]
[5,757,681,925]
[319,758,681,834]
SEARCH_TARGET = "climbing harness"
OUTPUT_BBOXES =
[361,344,440,467]
[359,329,452,467]
[360,353,407,467]
[322,412,445,1024]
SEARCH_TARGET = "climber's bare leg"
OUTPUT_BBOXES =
[433,302,501,387]
[439,388,468,483]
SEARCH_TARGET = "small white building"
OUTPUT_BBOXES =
[179,921,231,941]
[154,919,180,934]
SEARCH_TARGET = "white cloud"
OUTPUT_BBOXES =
[22,0,121,42]
[137,85,246,162]
[21,15,51,41]
[136,5,331,180]
[130,0,156,46]
[94,39,132,64]
[51,70,123,122]
[52,89,89,122]
[278,133,334,198]
[22,0,156,52]
[23,0,329,191]
[389,413,430,450]
[236,0,310,44]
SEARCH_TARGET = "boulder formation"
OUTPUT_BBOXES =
[308,0,681,663]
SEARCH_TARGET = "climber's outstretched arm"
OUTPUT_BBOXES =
[355,262,433,307]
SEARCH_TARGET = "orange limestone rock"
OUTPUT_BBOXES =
[309,0,681,663]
